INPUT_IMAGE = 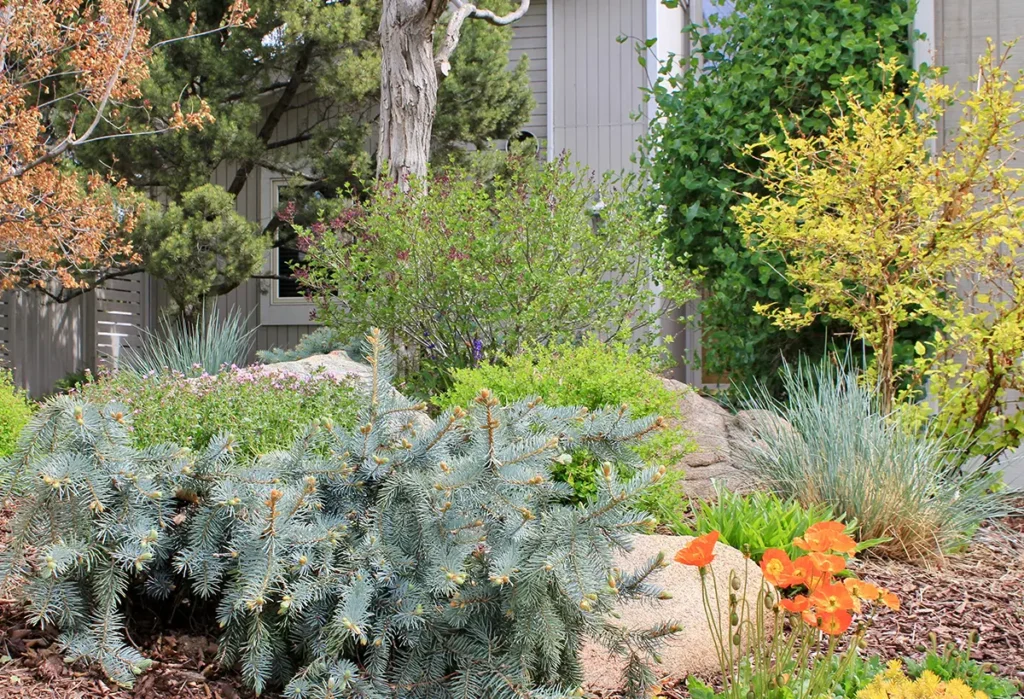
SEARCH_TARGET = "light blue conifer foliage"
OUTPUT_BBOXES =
[1,330,678,698]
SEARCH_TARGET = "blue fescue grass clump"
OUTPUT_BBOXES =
[738,357,1016,562]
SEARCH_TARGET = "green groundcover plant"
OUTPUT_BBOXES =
[0,369,33,459]
[78,364,360,456]
[678,488,880,563]
[1,331,678,698]
[435,339,692,531]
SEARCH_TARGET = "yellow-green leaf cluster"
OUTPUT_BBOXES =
[737,44,1024,451]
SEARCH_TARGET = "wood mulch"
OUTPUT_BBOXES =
[0,512,1021,698]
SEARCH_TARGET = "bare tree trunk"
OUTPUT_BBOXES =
[377,0,531,185]
[378,0,441,185]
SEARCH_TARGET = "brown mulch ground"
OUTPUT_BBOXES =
[0,513,1021,698]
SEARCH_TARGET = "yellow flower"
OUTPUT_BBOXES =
[855,664,988,699]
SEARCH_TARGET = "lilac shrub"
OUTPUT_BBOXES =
[78,365,360,455]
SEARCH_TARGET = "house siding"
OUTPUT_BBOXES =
[935,0,1024,152]
[509,0,548,139]
[551,0,649,174]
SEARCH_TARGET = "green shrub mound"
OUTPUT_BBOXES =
[436,339,692,530]
[79,364,361,457]
[1,333,675,698]
[0,369,32,460]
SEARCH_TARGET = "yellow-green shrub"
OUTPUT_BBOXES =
[0,369,32,459]
[435,338,693,530]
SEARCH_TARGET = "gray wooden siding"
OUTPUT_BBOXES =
[936,0,1024,151]
[0,292,86,398]
[551,0,649,174]
[509,0,548,139]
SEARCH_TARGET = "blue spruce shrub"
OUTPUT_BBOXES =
[1,330,677,697]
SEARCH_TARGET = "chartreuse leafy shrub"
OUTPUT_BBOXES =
[739,357,1015,562]
[301,154,694,391]
[679,487,881,563]
[643,0,920,387]
[434,339,692,530]
[736,47,1024,453]
[78,365,360,457]
[0,369,32,459]
[1,331,677,697]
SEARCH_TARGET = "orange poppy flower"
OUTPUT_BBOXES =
[794,521,857,556]
[818,610,853,636]
[843,578,879,601]
[674,531,719,568]
[779,594,810,614]
[807,552,846,576]
[760,548,793,587]
[785,555,813,587]
[808,581,855,614]
[879,589,900,611]
[801,609,819,627]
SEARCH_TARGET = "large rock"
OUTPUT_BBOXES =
[258,350,374,388]
[582,534,769,691]
[661,379,791,498]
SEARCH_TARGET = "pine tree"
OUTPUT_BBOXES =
[2,330,677,697]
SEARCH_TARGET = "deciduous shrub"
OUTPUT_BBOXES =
[642,0,919,386]
[301,155,694,390]
[2,332,676,697]
[435,339,692,530]
[0,369,32,459]
[739,357,1015,562]
[78,365,360,456]
[736,48,1024,449]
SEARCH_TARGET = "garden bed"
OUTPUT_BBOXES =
[0,507,1020,698]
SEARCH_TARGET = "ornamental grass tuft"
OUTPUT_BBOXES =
[736,357,1015,562]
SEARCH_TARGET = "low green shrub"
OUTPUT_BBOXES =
[2,333,674,697]
[739,357,1016,562]
[679,488,867,563]
[435,339,692,530]
[79,365,360,456]
[0,369,32,459]
[256,326,366,364]
[120,307,254,376]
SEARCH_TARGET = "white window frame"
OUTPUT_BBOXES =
[259,170,319,326]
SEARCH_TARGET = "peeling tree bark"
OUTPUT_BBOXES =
[377,0,530,185]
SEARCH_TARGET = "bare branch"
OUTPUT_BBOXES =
[435,1,529,77]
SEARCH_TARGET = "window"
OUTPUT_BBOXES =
[260,173,318,326]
